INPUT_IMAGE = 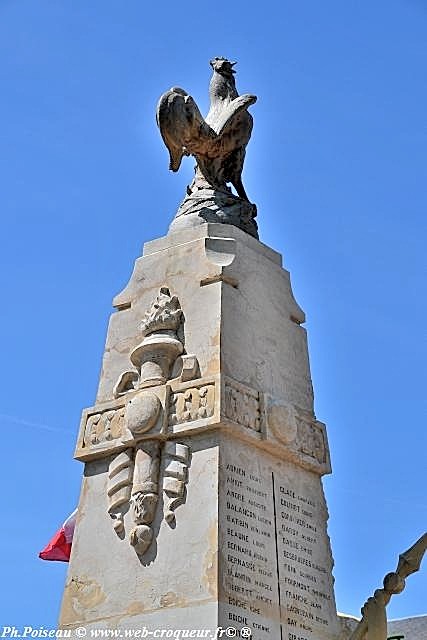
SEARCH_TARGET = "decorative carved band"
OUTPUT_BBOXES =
[84,405,125,447]
[224,378,262,432]
[76,378,217,461]
[168,383,215,426]
[297,419,326,465]
[267,402,330,473]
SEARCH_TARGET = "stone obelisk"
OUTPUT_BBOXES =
[60,59,339,640]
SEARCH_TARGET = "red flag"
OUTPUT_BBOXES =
[39,509,77,562]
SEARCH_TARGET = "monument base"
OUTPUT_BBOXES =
[61,431,338,640]
[169,186,258,239]
[60,223,339,640]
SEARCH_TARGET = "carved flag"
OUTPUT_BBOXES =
[39,509,77,562]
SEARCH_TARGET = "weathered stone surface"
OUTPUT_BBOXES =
[97,223,306,410]
[157,58,258,238]
[61,223,337,637]
[125,392,161,434]
[62,428,338,636]
[61,435,220,628]
[218,433,338,639]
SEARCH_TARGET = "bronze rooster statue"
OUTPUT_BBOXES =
[156,57,258,238]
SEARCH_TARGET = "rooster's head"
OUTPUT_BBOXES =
[209,57,236,77]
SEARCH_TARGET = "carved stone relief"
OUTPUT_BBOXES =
[298,418,326,464]
[82,390,164,454]
[163,442,191,524]
[78,381,217,460]
[76,286,208,556]
[224,378,262,432]
[168,383,215,425]
[267,400,329,470]
[114,288,201,398]
[106,441,190,556]
[107,448,134,534]
[125,391,162,435]
[268,403,297,444]
[129,442,161,555]
[75,285,213,557]
[177,354,200,382]
[84,405,125,447]
[114,287,184,396]
[78,269,325,557]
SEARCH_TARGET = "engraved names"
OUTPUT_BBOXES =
[221,460,280,639]
[275,480,336,640]
[219,444,337,640]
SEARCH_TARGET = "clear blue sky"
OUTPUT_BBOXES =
[1,0,426,628]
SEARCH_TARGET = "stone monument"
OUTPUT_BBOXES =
[60,58,340,639]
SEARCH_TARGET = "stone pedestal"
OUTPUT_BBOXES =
[60,223,339,640]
